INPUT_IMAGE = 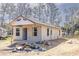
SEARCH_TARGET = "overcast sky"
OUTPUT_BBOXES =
[56,3,79,10]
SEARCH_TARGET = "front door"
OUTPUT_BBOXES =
[23,28,27,40]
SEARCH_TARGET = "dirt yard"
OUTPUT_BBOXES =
[0,38,79,56]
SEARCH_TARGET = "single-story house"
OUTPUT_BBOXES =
[10,15,62,43]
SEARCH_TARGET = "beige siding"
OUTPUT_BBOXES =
[11,16,62,42]
[13,27,23,40]
[53,28,58,39]
[52,28,58,39]
[59,29,62,38]
[13,24,62,42]
[41,25,62,41]
[13,25,41,42]
[41,26,51,41]
[52,28,62,39]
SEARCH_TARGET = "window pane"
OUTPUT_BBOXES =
[17,19,21,21]
[34,27,37,31]
[16,28,19,31]
[33,27,37,36]
[23,18,26,20]
[16,28,20,36]
[16,32,20,36]
[47,28,49,36]
[34,32,37,36]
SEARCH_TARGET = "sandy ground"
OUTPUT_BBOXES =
[0,38,79,56]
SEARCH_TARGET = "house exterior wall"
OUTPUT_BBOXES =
[41,25,62,41]
[13,24,42,43]
[13,25,62,42]
[22,25,41,43]
[41,25,51,41]
[59,29,62,38]
[52,28,62,39]
[11,16,62,43]
[13,26,23,41]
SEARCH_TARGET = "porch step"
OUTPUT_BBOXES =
[14,40,28,44]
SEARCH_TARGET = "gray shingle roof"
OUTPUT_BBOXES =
[10,15,61,29]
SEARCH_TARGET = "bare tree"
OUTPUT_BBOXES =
[0,3,61,27]
[64,7,79,35]
[0,3,8,27]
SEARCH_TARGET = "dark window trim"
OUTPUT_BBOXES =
[47,28,49,36]
[17,19,21,21]
[16,28,20,36]
[33,27,37,36]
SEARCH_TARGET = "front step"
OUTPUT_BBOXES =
[13,40,35,44]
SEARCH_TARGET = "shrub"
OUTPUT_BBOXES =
[2,35,11,40]
[74,30,79,35]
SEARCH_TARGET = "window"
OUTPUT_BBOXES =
[47,28,49,36]
[16,28,20,36]
[23,18,27,21]
[17,19,21,21]
[33,27,37,36]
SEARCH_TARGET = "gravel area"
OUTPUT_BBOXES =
[0,38,79,56]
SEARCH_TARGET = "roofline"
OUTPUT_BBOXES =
[9,15,37,25]
[9,15,61,30]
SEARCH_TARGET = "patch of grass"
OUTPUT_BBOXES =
[72,35,79,39]
[2,36,12,43]
[64,35,79,40]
